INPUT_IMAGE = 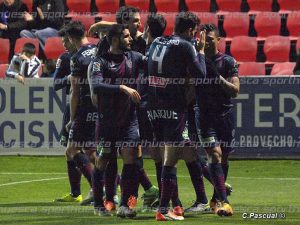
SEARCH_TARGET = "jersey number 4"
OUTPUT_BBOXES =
[152,45,167,74]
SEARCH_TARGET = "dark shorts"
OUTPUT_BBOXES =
[95,115,139,159]
[137,107,154,142]
[60,103,70,147]
[147,109,186,145]
[69,102,97,148]
[195,106,235,153]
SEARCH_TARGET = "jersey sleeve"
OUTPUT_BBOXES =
[6,55,20,78]
[225,56,239,78]
[89,58,121,94]
[53,53,70,91]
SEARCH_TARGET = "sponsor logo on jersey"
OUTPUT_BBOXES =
[148,76,168,88]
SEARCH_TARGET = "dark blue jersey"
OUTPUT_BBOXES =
[53,52,72,94]
[198,52,239,114]
[90,51,145,126]
[146,35,206,110]
[70,44,96,103]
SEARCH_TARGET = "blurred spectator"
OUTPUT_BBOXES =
[41,59,56,77]
[20,0,65,51]
[6,42,41,84]
[0,0,29,59]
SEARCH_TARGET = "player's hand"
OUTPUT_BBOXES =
[0,23,7,30]
[37,7,44,20]
[66,121,72,133]
[199,30,206,54]
[16,75,25,85]
[20,53,30,61]
[120,85,141,104]
[24,11,33,21]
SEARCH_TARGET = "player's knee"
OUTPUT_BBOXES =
[206,148,222,163]
[65,150,72,161]
[95,157,108,170]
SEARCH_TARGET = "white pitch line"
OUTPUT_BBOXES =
[0,177,67,187]
[1,172,300,181]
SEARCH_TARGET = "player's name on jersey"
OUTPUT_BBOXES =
[147,110,178,120]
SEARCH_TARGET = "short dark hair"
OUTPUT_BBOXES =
[200,23,220,37]
[58,27,67,37]
[64,21,86,39]
[106,24,129,45]
[147,13,166,38]
[116,6,140,24]
[174,12,200,34]
[22,43,36,55]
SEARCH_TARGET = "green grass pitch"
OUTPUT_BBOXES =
[0,156,299,225]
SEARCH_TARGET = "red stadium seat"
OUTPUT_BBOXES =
[254,12,281,41]
[95,0,120,13]
[22,0,33,12]
[155,0,179,12]
[0,38,10,64]
[218,37,226,53]
[44,37,65,60]
[87,37,100,45]
[69,15,96,31]
[216,0,241,15]
[296,37,300,54]
[139,13,149,32]
[185,0,211,12]
[98,13,117,22]
[66,0,90,13]
[230,36,257,62]
[247,0,273,15]
[287,11,300,40]
[196,12,218,26]
[125,0,150,12]
[264,36,290,64]
[14,38,40,56]
[0,64,8,79]
[278,0,300,14]
[223,13,249,41]
[164,13,176,35]
[271,62,296,75]
[238,62,265,76]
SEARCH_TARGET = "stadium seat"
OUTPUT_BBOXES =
[14,38,40,56]
[254,12,281,41]
[223,13,249,41]
[218,37,226,53]
[185,0,211,12]
[139,13,149,32]
[296,37,300,54]
[44,37,65,60]
[264,36,290,64]
[230,36,257,62]
[95,0,119,13]
[87,37,100,45]
[0,64,8,79]
[287,11,300,40]
[155,0,179,12]
[238,62,265,76]
[278,0,300,14]
[0,38,10,64]
[196,12,218,26]
[216,0,241,15]
[22,0,33,12]
[98,13,117,22]
[164,13,176,35]
[68,15,96,31]
[247,0,273,15]
[270,62,296,75]
[125,0,150,12]
[66,0,90,13]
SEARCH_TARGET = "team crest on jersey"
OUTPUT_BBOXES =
[126,60,132,69]
[93,62,101,72]
[56,58,62,68]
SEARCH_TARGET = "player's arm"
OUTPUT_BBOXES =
[219,58,240,98]
[88,21,116,37]
[53,54,70,91]
[6,56,24,84]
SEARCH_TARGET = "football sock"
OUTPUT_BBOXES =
[136,156,152,191]
[209,163,228,203]
[92,168,105,208]
[155,162,162,197]
[120,164,139,207]
[222,162,229,182]
[198,156,212,183]
[67,160,82,197]
[171,179,182,207]
[105,158,118,202]
[73,152,93,187]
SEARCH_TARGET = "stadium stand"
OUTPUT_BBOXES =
[0,64,8,78]
[125,0,150,12]
[155,0,179,12]
[163,13,176,35]
[0,38,10,64]
[95,0,120,13]
[185,0,211,12]
[230,36,257,62]
[44,37,65,60]
[223,13,249,41]
[22,0,33,12]
[196,12,218,26]
[87,37,100,45]
[286,11,300,40]
[271,62,296,75]
[68,14,96,31]
[264,35,290,64]
[14,38,40,56]
[238,62,265,76]
[218,37,226,53]
[139,13,150,32]
[98,13,117,22]
[247,0,273,15]
[66,0,90,13]
[296,36,300,53]
[254,12,281,41]
[215,0,241,15]
[277,0,300,14]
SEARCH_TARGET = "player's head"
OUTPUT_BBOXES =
[174,12,200,40]
[58,28,76,53]
[64,21,86,44]
[200,23,220,55]
[21,43,36,58]
[107,24,133,51]
[145,13,166,39]
[116,6,141,37]
[4,0,14,7]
